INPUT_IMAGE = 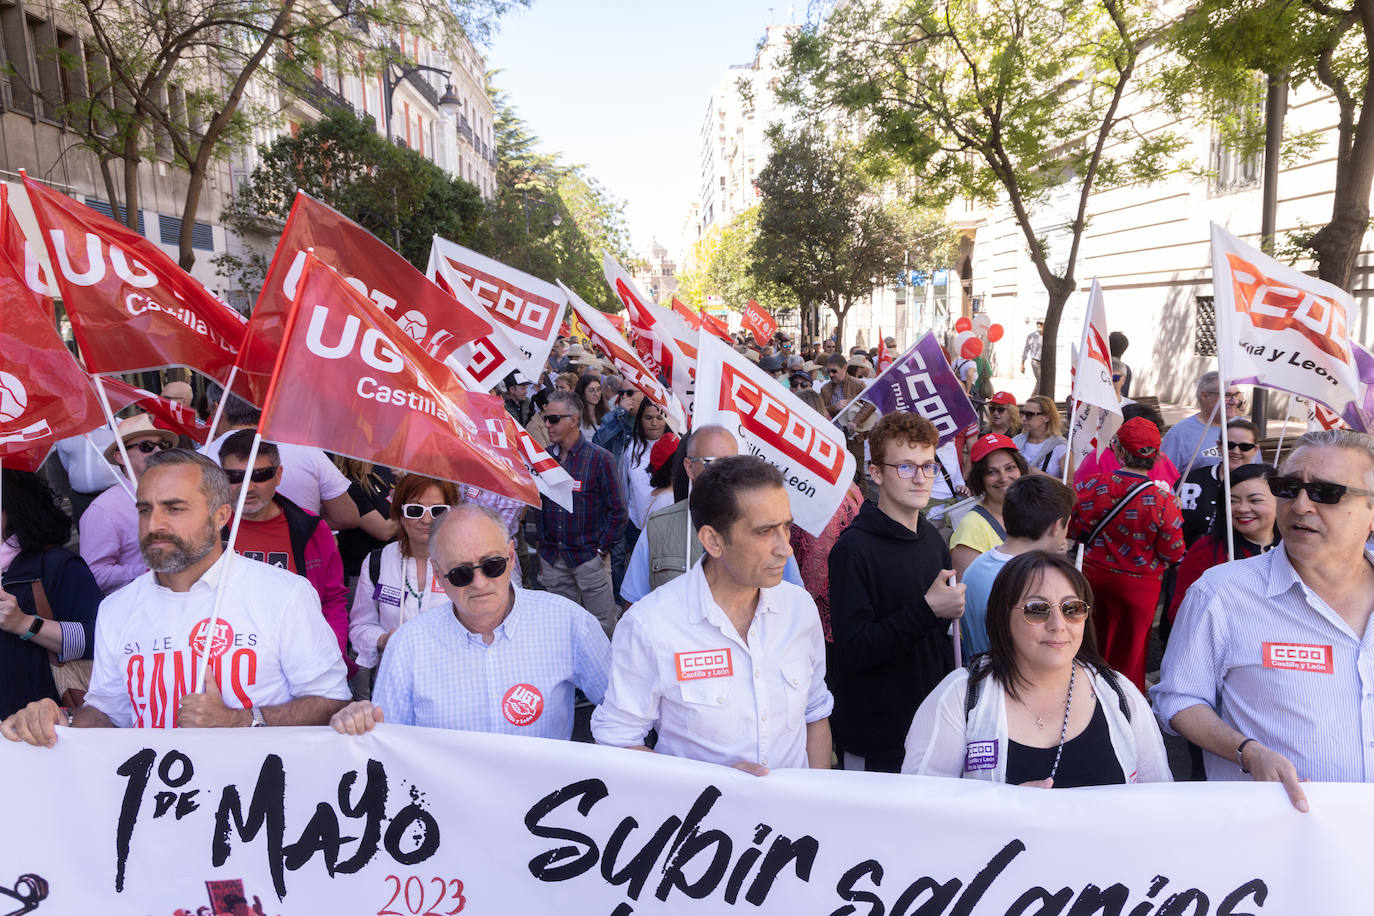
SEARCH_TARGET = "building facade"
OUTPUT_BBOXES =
[630,240,678,304]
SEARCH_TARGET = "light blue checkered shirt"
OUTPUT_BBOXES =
[373,584,610,739]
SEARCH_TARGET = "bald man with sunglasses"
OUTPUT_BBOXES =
[330,504,610,738]
[1155,429,1374,812]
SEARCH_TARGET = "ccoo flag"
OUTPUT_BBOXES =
[258,255,538,507]
[0,245,104,470]
[23,174,245,383]
[1211,222,1359,416]
[693,334,854,536]
[844,332,978,445]
[603,252,697,408]
[1067,279,1123,469]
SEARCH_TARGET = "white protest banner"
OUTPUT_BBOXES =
[2,725,1370,912]
[602,251,697,409]
[1067,279,1123,473]
[1211,222,1359,415]
[694,334,853,536]
[559,279,688,433]
[428,235,565,383]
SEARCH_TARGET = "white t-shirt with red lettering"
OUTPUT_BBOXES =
[84,551,350,728]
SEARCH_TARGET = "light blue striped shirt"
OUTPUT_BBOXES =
[1152,543,1374,782]
[373,584,610,739]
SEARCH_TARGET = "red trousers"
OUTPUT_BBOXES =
[1083,562,1163,692]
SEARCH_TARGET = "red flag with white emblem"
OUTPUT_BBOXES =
[98,376,210,444]
[1067,279,1124,470]
[671,296,702,331]
[603,252,697,408]
[741,299,778,344]
[258,255,538,506]
[239,192,495,404]
[0,183,55,319]
[0,245,104,470]
[23,174,245,383]
[700,308,733,341]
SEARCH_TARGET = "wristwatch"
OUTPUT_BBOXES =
[18,616,42,641]
[249,706,266,728]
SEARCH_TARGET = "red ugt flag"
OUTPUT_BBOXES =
[239,192,494,404]
[23,174,245,383]
[0,246,104,470]
[98,376,210,445]
[259,256,538,507]
[741,299,778,344]
[0,183,54,319]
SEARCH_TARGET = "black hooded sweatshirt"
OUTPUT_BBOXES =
[827,500,954,758]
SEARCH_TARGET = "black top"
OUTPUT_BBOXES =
[1005,699,1126,788]
[1179,465,1223,546]
[0,547,101,719]
[827,501,954,758]
[336,467,395,578]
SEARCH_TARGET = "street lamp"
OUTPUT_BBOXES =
[380,50,461,145]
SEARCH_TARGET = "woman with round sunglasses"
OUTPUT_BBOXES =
[1013,395,1067,478]
[902,551,1171,786]
[1178,418,1262,546]
[348,474,460,687]
[1168,463,1279,628]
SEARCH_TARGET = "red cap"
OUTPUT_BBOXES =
[649,433,680,473]
[988,391,1016,406]
[1115,417,1160,458]
[970,433,1018,464]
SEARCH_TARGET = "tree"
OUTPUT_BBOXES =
[51,0,529,270]
[677,207,799,319]
[215,107,485,294]
[788,0,1182,396]
[1162,0,1374,289]
[750,127,950,345]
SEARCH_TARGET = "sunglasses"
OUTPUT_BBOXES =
[543,414,574,425]
[1018,599,1092,624]
[442,555,509,587]
[1268,476,1374,505]
[224,465,276,484]
[1020,410,1043,418]
[132,439,174,454]
[402,503,451,520]
[988,405,1009,413]
[1227,441,1257,453]
[879,461,939,479]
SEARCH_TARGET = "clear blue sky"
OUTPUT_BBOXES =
[486,0,804,259]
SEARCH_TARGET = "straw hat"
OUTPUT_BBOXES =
[103,414,176,463]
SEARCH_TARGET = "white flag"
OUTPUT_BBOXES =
[693,334,854,536]
[602,251,697,409]
[1211,222,1358,415]
[558,280,688,433]
[515,426,576,511]
[428,235,565,383]
[1068,279,1123,469]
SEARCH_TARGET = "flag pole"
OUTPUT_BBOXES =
[1173,398,1221,495]
[207,364,240,440]
[94,375,137,487]
[1217,376,1236,564]
[1273,393,1297,466]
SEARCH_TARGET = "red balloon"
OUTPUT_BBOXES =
[954,316,972,333]
[960,337,984,359]
[988,323,1004,343]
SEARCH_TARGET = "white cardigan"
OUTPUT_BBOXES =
[901,663,1172,784]
[348,542,452,669]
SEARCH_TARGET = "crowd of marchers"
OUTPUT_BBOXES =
[4,326,1369,814]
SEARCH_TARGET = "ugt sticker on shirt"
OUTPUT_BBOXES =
[1263,642,1334,673]
[675,648,733,681]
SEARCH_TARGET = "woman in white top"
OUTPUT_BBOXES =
[348,474,460,676]
[1013,395,1068,478]
[576,374,608,438]
[620,400,669,533]
[902,551,1170,786]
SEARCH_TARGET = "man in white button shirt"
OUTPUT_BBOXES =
[1154,429,1374,812]
[592,456,833,773]
[1,450,351,744]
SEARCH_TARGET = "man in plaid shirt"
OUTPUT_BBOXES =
[536,389,627,636]
[1071,417,1186,690]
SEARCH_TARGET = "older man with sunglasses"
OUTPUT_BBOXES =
[1155,429,1374,812]
[330,504,610,738]
[79,414,176,593]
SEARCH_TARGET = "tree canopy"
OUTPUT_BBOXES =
[676,207,799,318]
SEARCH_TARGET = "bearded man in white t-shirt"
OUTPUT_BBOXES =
[2,450,350,745]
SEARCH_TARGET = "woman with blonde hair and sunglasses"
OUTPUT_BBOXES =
[902,551,1170,786]
[1013,395,1068,477]
[349,474,461,691]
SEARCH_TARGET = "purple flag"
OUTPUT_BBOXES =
[848,332,979,444]
[1339,342,1374,433]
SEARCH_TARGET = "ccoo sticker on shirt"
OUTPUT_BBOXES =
[503,683,544,726]
[675,648,733,681]
[1262,642,1334,674]
[571,479,583,492]
[375,584,402,607]
[965,740,998,772]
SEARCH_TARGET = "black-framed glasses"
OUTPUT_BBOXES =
[402,503,451,520]
[224,465,277,484]
[1224,392,1245,404]
[880,461,939,479]
[1021,409,1043,418]
[132,439,174,454]
[543,413,574,425]
[1018,599,1092,623]
[442,555,509,587]
[1227,441,1257,453]
[1268,476,1373,505]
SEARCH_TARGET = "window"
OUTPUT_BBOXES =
[158,214,214,251]
[1194,296,1216,357]
[85,197,145,234]
[1209,79,1263,195]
